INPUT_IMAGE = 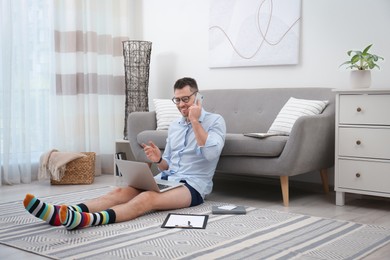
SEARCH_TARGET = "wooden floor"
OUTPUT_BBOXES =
[1,174,389,259]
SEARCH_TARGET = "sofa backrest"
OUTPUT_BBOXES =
[201,88,335,134]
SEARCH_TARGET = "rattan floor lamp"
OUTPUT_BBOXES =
[122,40,152,140]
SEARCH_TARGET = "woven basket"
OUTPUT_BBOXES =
[50,152,96,185]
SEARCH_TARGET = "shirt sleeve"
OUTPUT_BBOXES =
[198,115,226,161]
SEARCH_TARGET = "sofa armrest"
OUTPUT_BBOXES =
[278,109,335,175]
[127,111,157,160]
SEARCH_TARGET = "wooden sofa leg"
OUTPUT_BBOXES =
[320,169,329,194]
[280,176,289,207]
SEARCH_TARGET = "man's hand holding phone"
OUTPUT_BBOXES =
[189,93,203,123]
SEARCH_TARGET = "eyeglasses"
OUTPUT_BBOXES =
[171,91,197,104]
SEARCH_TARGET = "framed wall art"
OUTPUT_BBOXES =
[209,0,301,68]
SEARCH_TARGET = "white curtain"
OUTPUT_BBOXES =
[0,0,131,186]
[0,0,55,185]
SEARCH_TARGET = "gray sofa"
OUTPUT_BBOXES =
[127,88,335,206]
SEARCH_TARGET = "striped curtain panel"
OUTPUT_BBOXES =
[53,0,131,175]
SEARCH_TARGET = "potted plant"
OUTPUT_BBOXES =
[340,44,384,89]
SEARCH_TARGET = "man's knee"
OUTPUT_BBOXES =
[107,187,137,203]
[105,188,125,203]
[110,187,125,196]
[136,190,157,201]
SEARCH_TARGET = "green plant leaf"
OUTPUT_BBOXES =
[340,44,383,70]
[351,55,360,64]
[362,44,372,55]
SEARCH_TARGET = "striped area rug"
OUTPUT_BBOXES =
[0,186,389,260]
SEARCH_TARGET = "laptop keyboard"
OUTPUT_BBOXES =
[157,183,171,190]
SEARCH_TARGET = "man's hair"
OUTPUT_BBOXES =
[173,77,198,92]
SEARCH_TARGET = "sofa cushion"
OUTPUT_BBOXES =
[222,134,288,157]
[153,99,181,130]
[137,132,287,157]
[268,97,328,135]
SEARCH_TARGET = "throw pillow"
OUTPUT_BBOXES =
[268,97,328,135]
[153,99,181,130]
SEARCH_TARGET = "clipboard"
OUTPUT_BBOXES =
[161,213,208,229]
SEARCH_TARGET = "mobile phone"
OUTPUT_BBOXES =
[194,93,203,106]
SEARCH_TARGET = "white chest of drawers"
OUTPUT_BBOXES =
[334,89,390,206]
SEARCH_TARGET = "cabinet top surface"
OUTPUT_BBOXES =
[333,88,390,94]
[116,139,130,143]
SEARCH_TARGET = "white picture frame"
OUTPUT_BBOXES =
[209,0,302,68]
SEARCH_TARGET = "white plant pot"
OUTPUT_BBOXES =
[350,70,371,89]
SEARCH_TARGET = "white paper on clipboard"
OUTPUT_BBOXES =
[161,213,208,229]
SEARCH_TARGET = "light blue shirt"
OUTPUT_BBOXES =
[154,108,226,199]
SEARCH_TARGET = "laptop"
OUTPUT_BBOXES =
[115,159,184,192]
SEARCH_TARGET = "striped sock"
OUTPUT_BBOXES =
[59,205,116,230]
[23,194,89,226]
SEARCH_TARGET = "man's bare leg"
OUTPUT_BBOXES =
[59,185,192,229]
[112,186,192,222]
[83,186,143,212]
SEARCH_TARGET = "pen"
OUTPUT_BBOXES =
[174,221,192,228]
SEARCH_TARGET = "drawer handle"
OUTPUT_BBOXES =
[356,107,362,112]
[356,173,361,178]
[356,140,361,145]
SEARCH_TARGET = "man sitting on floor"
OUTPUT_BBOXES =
[23,77,226,230]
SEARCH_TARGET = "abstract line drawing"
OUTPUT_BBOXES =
[209,0,301,68]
